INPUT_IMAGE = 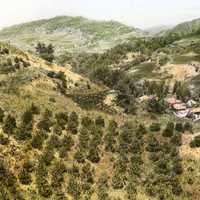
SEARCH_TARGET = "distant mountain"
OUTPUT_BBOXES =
[146,25,174,35]
[0,16,144,55]
[165,18,200,37]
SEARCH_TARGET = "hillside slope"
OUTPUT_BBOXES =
[0,16,143,55]
[165,18,200,37]
[0,39,200,200]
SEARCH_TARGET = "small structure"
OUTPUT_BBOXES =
[172,103,187,111]
[190,108,200,121]
[186,99,197,108]
[174,109,190,119]
[166,97,182,106]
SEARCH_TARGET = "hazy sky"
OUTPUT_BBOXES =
[0,0,200,29]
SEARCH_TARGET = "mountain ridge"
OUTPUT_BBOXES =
[0,16,144,55]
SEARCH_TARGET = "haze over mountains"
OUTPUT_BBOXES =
[0,16,200,56]
[0,16,143,55]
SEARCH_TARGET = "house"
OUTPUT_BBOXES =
[186,99,197,108]
[174,109,190,118]
[166,97,182,106]
[190,108,200,121]
[172,103,187,111]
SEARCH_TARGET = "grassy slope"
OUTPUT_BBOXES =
[0,16,142,55]
[164,18,200,37]
[1,35,200,199]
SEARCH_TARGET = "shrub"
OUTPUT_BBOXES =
[147,97,166,114]
[31,132,45,149]
[0,107,4,123]
[53,124,63,135]
[190,135,200,148]
[87,147,100,163]
[67,177,81,200]
[35,42,54,63]
[175,123,184,133]
[68,112,79,134]
[48,135,61,149]
[74,149,85,163]
[172,183,183,196]
[81,116,93,129]
[55,112,68,129]
[30,103,40,115]
[149,123,161,132]
[146,136,160,152]
[173,162,183,175]
[37,119,52,132]
[184,122,193,133]
[19,169,32,185]
[14,127,32,141]
[112,173,125,190]
[79,128,90,149]
[162,122,174,137]
[61,135,74,151]
[37,180,53,198]
[3,114,17,135]
[95,116,105,127]
[171,133,182,146]
[0,134,9,145]
[51,161,66,189]
[41,148,55,166]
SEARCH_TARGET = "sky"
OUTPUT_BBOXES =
[0,0,200,29]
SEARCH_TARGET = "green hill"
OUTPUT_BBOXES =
[0,16,143,55]
[0,17,200,199]
[164,18,200,37]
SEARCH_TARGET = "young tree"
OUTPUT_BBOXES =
[3,114,17,135]
[68,112,79,134]
[35,42,55,63]
[162,122,174,137]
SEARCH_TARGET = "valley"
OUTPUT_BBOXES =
[0,15,200,200]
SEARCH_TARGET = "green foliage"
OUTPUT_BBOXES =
[81,116,93,129]
[55,112,68,129]
[67,177,81,200]
[19,168,32,185]
[184,122,193,133]
[0,107,5,123]
[173,81,191,101]
[95,116,105,127]
[149,123,161,132]
[87,147,100,163]
[68,111,79,134]
[112,173,126,190]
[3,114,17,135]
[79,128,90,149]
[162,122,174,137]
[175,123,184,133]
[146,135,160,152]
[147,97,166,114]
[97,173,109,200]
[190,135,200,148]
[171,133,182,146]
[41,148,55,166]
[51,160,66,189]
[31,131,46,149]
[37,109,53,132]
[74,148,85,163]
[36,42,55,63]
[0,133,9,145]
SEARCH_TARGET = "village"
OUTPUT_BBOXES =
[166,97,200,121]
